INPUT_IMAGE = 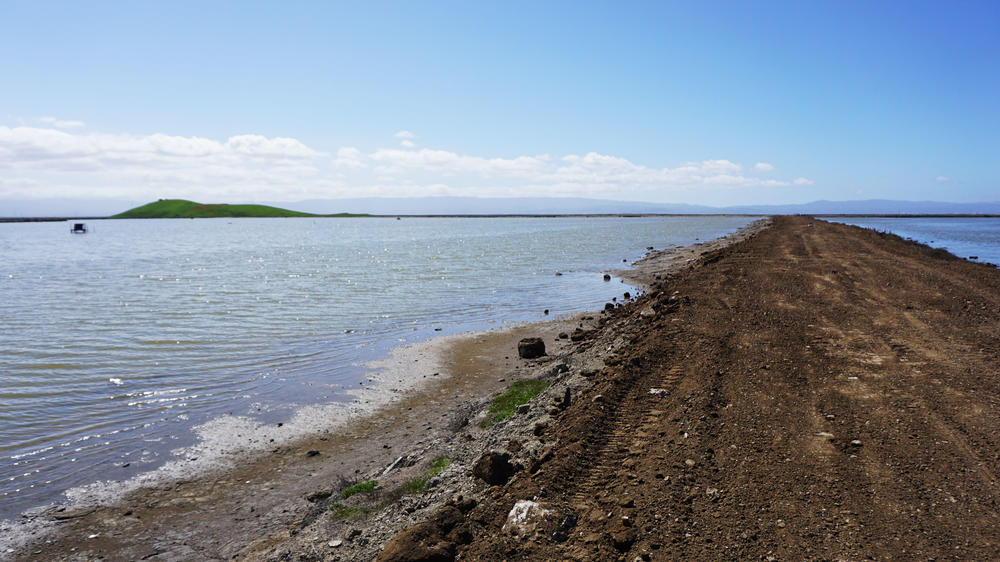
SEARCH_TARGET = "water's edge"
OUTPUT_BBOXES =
[0,218,767,555]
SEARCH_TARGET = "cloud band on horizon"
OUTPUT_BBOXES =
[0,122,812,202]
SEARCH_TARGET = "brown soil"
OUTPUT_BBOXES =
[391,216,1000,560]
[14,216,1000,561]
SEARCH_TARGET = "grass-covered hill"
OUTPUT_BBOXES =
[111,199,364,219]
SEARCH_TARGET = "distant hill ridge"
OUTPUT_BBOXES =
[267,197,1000,216]
[2,197,998,218]
[111,199,364,219]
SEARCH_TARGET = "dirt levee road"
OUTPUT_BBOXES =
[446,216,1000,560]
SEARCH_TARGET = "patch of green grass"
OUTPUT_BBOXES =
[327,457,453,522]
[402,456,452,494]
[429,456,451,472]
[339,479,378,499]
[480,379,550,428]
[329,503,367,521]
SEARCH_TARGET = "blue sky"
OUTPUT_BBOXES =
[1,0,997,209]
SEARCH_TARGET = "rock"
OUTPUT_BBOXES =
[603,274,612,281]
[684,459,696,467]
[551,514,578,543]
[515,404,530,415]
[640,306,656,318]
[610,523,637,551]
[328,539,343,548]
[623,292,631,300]
[570,329,588,341]
[558,332,569,339]
[543,309,549,315]
[305,489,333,502]
[561,388,571,409]
[306,450,320,457]
[382,455,411,476]
[502,500,552,538]
[648,388,669,397]
[604,303,615,311]
[517,338,546,359]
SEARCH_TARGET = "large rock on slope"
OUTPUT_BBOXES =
[517,337,546,359]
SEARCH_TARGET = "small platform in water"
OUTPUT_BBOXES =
[70,222,88,234]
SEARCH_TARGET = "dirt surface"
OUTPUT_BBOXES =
[13,216,1000,561]
[386,216,1000,560]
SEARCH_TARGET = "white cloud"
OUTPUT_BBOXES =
[394,130,416,139]
[400,139,415,148]
[936,176,951,182]
[0,127,318,169]
[225,134,319,158]
[754,162,775,172]
[332,147,366,169]
[696,159,742,174]
[0,122,814,203]
[0,126,324,201]
[370,148,550,177]
[39,116,85,129]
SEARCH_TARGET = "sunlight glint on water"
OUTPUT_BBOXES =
[0,215,756,518]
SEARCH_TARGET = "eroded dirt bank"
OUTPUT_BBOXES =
[382,216,1000,560]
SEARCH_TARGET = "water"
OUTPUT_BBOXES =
[0,215,756,519]
[826,217,1000,266]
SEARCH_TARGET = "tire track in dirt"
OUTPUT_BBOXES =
[442,216,1000,561]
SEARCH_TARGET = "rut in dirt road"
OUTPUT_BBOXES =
[418,216,1000,561]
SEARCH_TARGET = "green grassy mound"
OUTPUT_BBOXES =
[111,199,365,218]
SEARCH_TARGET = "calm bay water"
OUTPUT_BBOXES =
[0,215,756,519]
[826,217,1000,265]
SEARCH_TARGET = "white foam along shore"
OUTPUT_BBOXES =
[0,308,615,557]
[1,218,767,556]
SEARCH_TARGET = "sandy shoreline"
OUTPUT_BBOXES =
[2,308,598,560]
[4,219,766,560]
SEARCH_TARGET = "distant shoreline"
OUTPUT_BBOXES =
[3,213,1000,223]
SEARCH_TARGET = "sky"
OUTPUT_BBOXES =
[0,0,997,211]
